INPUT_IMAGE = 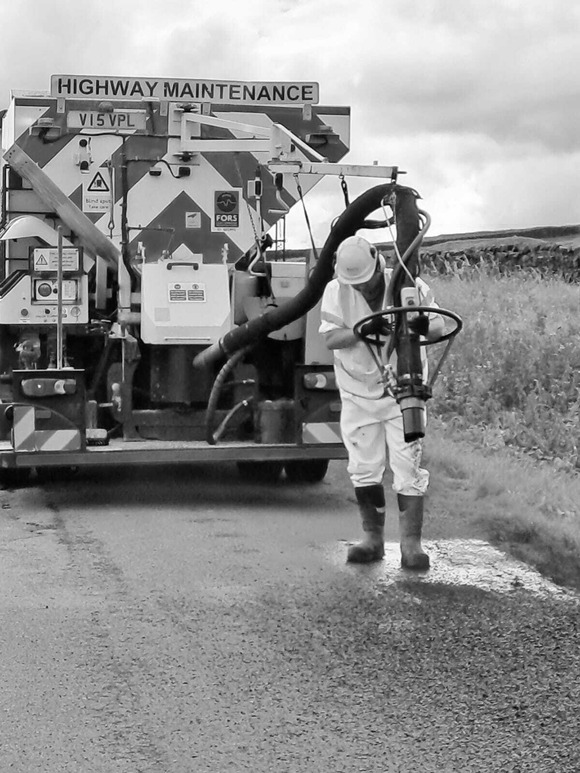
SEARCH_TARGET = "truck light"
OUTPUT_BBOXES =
[29,117,61,139]
[21,378,77,397]
[37,282,53,298]
[74,138,92,173]
[303,372,337,390]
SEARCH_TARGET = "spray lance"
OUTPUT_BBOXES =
[353,189,463,442]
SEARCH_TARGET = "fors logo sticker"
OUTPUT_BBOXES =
[214,190,240,230]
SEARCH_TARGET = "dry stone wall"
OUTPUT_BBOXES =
[418,243,580,281]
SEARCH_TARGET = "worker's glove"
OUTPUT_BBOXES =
[407,313,430,337]
[358,316,392,340]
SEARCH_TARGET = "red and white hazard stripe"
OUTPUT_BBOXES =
[11,405,82,452]
[302,421,343,445]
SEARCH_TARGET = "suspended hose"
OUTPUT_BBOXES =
[193,183,422,369]
[205,346,254,445]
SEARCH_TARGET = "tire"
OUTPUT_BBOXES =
[236,460,284,483]
[284,458,329,484]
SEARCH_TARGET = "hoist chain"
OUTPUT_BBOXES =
[340,174,350,207]
[245,196,261,247]
[293,174,318,260]
[106,161,115,237]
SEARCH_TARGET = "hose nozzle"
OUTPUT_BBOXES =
[396,381,432,442]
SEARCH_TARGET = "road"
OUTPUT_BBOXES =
[1,460,579,773]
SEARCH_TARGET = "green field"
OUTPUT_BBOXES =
[423,266,580,589]
[429,270,580,469]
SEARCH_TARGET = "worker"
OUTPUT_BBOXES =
[319,235,444,569]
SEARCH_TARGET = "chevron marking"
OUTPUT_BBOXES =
[11,106,51,145]
[213,110,320,201]
[11,406,36,451]
[302,422,343,445]
[317,113,351,148]
[94,147,263,256]
[35,429,81,451]
[43,134,122,198]
[11,405,82,452]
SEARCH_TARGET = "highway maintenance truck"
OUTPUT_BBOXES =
[0,74,458,485]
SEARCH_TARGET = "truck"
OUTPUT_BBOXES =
[0,74,432,486]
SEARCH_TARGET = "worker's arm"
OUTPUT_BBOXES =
[323,327,358,350]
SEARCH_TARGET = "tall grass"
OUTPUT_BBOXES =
[426,268,580,469]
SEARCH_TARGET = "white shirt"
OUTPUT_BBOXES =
[319,268,436,399]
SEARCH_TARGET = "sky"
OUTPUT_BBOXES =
[1,0,579,248]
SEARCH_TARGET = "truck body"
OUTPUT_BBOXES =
[0,75,400,483]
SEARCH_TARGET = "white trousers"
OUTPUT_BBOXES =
[340,391,429,495]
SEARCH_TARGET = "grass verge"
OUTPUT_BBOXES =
[424,417,580,591]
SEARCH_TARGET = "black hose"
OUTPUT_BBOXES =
[119,141,138,291]
[209,398,255,445]
[205,347,251,445]
[193,183,421,368]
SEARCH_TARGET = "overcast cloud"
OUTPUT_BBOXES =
[1,0,578,246]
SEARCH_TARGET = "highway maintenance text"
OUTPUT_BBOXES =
[51,76,319,104]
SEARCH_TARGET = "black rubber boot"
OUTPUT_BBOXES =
[347,484,386,563]
[397,494,430,570]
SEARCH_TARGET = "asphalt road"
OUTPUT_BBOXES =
[1,460,579,773]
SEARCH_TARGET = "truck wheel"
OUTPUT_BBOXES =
[284,458,329,484]
[236,460,284,483]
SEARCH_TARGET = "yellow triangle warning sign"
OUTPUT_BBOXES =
[36,253,49,265]
[87,171,110,192]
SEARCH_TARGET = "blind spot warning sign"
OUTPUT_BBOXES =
[83,170,112,213]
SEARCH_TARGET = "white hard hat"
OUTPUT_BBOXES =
[335,235,377,285]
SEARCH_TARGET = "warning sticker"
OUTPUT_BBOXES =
[213,189,240,232]
[87,171,109,192]
[185,212,201,229]
[168,283,206,302]
[32,247,81,272]
[83,170,112,213]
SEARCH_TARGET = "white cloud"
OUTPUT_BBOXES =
[0,0,578,246]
